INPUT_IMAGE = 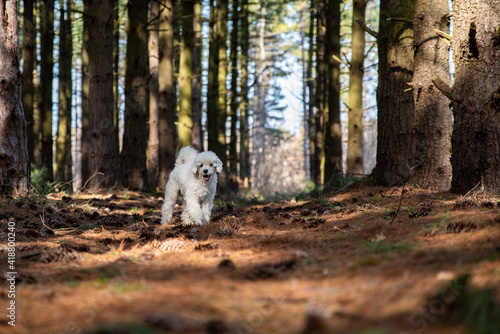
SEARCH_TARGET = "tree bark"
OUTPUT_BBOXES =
[22,0,35,164]
[239,0,250,189]
[347,0,367,176]
[178,0,194,148]
[120,0,150,191]
[324,0,342,182]
[113,0,121,153]
[148,0,160,190]
[313,1,326,185]
[229,0,240,191]
[450,0,500,194]
[55,0,74,190]
[85,0,119,190]
[371,0,416,186]
[0,0,30,195]
[409,0,452,191]
[39,0,55,180]
[191,0,203,150]
[307,5,316,185]
[158,0,176,190]
[81,5,90,187]
[207,0,219,153]
[217,0,229,190]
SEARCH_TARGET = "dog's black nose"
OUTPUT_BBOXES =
[203,169,208,174]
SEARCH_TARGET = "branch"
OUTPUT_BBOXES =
[434,29,453,41]
[355,18,378,39]
[432,75,453,100]
[387,17,412,24]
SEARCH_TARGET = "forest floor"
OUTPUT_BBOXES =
[1,183,500,334]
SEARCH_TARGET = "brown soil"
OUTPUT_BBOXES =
[1,185,499,334]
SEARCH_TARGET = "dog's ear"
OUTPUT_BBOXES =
[191,162,199,175]
[214,158,223,173]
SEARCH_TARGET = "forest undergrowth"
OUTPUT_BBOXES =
[1,181,500,334]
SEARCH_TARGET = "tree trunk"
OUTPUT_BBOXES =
[217,0,229,190]
[450,0,500,194]
[313,1,326,185]
[158,0,176,190]
[85,0,119,190]
[178,0,194,148]
[22,0,35,164]
[324,0,342,182]
[228,0,240,191]
[55,0,73,190]
[347,0,367,176]
[307,5,316,185]
[409,0,452,191]
[0,0,30,195]
[81,6,90,187]
[120,0,150,191]
[113,0,121,153]
[207,0,219,153]
[191,0,203,150]
[239,0,250,189]
[300,0,310,182]
[148,0,160,190]
[39,0,55,180]
[371,0,416,186]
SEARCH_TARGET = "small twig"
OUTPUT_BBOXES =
[387,17,412,23]
[333,226,351,234]
[39,207,54,232]
[464,181,482,197]
[355,17,378,39]
[389,184,406,225]
[80,172,105,192]
[434,29,453,41]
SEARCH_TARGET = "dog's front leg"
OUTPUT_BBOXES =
[182,195,206,226]
[201,200,213,224]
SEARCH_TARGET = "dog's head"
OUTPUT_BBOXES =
[191,151,223,182]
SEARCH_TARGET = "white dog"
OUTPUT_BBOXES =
[161,146,222,226]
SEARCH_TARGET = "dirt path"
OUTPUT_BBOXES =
[1,186,499,334]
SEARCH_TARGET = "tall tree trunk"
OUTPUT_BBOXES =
[158,0,176,189]
[324,0,342,182]
[307,4,316,185]
[217,0,229,190]
[113,0,121,152]
[178,0,194,148]
[85,0,119,190]
[120,0,150,191]
[239,0,250,189]
[148,0,160,190]
[313,1,326,185]
[300,0,310,181]
[347,0,367,176]
[22,0,35,164]
[371,0,416,186]
[56,0,73,190]
[0,0,30,195]
[450,0,500,194]
[207,0,219,153]
[81,7,90,187]
[191,0,202,150]
[253,5,267,190]
[39,0,55,180]
[409,0,452,191]
[228,0,240,191]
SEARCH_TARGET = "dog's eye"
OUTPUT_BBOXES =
[210,163,213,167]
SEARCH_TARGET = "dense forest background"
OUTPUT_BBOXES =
[1,0,500,197]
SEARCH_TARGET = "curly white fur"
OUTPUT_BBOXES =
[161,146,223,226]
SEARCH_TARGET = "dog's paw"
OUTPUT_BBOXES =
[183,220,204,226]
